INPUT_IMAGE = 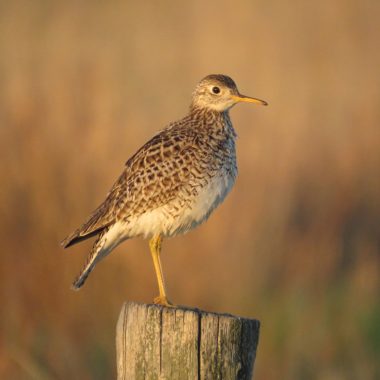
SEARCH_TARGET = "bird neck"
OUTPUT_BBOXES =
[189,105,232,130]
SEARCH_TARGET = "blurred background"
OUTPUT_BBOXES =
[0,1,379,379]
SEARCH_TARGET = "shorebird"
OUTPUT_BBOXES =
[62,74,267,306]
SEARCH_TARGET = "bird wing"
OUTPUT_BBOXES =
[60,178,124,248]
[62,123,198,248]
[116,125,198,217]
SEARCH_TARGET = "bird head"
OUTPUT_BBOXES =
[191,74,267,112]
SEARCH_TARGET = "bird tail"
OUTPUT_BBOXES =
[72,266,94,290]
[71,227,111,290]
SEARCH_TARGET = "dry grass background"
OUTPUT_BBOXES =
[0,1,379,379]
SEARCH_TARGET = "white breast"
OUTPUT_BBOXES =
[181,172,236,231]
[127,171,236,239]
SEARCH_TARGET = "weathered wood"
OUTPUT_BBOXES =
[116,302,260,380]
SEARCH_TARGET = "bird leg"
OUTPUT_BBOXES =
[149,235,174,307]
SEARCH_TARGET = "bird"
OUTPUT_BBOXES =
[61,74,267,307]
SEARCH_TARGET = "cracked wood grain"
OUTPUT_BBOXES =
[116,302,260,380]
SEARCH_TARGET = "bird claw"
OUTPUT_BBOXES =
[153,296,175,308]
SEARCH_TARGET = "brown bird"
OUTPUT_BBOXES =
[62,74,267,306]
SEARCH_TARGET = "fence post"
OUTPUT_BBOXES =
[116,302,260,379]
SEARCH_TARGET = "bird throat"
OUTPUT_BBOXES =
[189,106,236,138]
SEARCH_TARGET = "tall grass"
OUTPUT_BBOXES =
[0,1,379,378]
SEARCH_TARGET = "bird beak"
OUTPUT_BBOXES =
[231,94,268,106]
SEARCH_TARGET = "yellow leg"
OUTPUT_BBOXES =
[149,235,174,307]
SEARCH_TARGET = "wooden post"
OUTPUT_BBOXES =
[116,302,260,380]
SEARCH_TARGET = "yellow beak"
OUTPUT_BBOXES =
[231,94,268,106]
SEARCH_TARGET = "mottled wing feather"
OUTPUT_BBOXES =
[62,118,198,247]
[61,178,124,247]
[114,121,199,219]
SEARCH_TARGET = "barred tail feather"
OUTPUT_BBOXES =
[72,264,96,290]
[70,227,110,290]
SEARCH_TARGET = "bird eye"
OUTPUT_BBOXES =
[212,86,220,94]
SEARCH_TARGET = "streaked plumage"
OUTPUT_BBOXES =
[62,74,267,306]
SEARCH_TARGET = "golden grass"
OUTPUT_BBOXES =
[0,1,379,378]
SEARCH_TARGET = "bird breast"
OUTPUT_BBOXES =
[126,165,237,239]
[176,168,237,233]
[127,121,238,239]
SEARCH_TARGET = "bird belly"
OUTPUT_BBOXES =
[127,207,172,238]
[128,171,236,238]
[127,170,235,239]
[172,172,235,235]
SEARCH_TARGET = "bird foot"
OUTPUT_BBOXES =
[153,296,175,308]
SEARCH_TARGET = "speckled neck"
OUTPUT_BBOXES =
[189,106,236,139]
